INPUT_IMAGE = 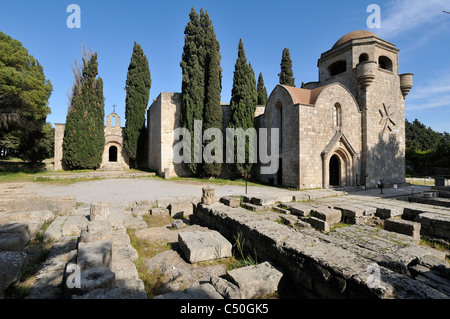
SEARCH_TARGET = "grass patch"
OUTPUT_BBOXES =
[127,228,174,298]
[142,214,173,228]
[420,239,450,263]
[329,222,351,232]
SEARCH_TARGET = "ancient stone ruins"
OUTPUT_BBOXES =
[0,180,449,299]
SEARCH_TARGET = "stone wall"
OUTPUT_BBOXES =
[299,83,362,189]
[316,35,407,188]
[54,124,66,171]
[194,202,450,299]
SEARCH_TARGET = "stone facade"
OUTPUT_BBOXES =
[53,113,130,171]
[260,30,412,189]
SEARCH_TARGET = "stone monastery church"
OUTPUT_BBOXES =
[54,31,413,190]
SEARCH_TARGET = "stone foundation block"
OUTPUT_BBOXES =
[0,223,30,252]
[151,207,170,217]
[384,218,421,242]
[0,251,27,292]
[80,220,113,243]
[226,261,283,299]
[311,207,342,225]
[220,196,241,208]
[77,239,112,271]
[178,231,232,263]
[307,217,330,232]
[169,201,193,219]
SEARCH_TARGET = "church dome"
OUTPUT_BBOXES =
[332,30,379,49]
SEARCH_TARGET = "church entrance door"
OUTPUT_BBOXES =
[329,155,340,186]
[109,146,118,162]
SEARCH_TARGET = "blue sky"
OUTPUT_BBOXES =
[1,0,449,133]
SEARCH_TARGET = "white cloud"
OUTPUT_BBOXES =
[406,73,450,111]
[376,0,448,39]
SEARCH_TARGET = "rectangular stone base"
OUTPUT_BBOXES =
[178,231,232,263]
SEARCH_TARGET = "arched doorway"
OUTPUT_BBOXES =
[109,146,118,162]
[329,154,340,186]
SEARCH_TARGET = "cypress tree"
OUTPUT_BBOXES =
[201,9,222,177]
[63,52,105,170]
[256,72,268,105]
[180,8,223,177]
[202,31,223,177]
[124,42,151,168]
[180,7,204,176]
[227,39,257,178]
[278,48,295,87]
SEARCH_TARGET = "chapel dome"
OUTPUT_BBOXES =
[332,30,379,49]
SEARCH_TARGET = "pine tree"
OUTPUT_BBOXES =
[63,52,105,170]
[278,48,295,87]
[180,7,204,176]
[228,39,257,178]
[124,42,151,168]
[256,72,268,105]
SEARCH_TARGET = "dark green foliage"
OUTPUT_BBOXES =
[227,39,257,178]
[63,53,105,170]
[202,12,223,177]
[278,48,295,87]
[256,72,268,105]
[180,7,223,177]
[124,42,151,168]
[180,8,204,175]
[405,119,450,174]
[0,31,53,164]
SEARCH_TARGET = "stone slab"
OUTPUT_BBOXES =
[310,207,342,225]
[220,196,241,208]
[226,261,283,299]
[43,216,67,243]
[169,201,194,219]
[0,223,31,251]
[0,251,27,291]
[77,239,112,271]
[80,220,113,243]
[153,283,223,299]
[384,218,421,242]
[251,195,293,206]
[151,207,170,217]
[307,216,330,232]
[178,231,232,263]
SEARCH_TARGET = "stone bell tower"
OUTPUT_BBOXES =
[312,30,413,188]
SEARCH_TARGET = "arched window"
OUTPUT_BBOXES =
[328,60,347,76]
[359,53,369,63]
[378,56,393,71]
[333,103,342,127]
[111,116,117,127]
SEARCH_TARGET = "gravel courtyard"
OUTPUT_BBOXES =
[27,177,286,207]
